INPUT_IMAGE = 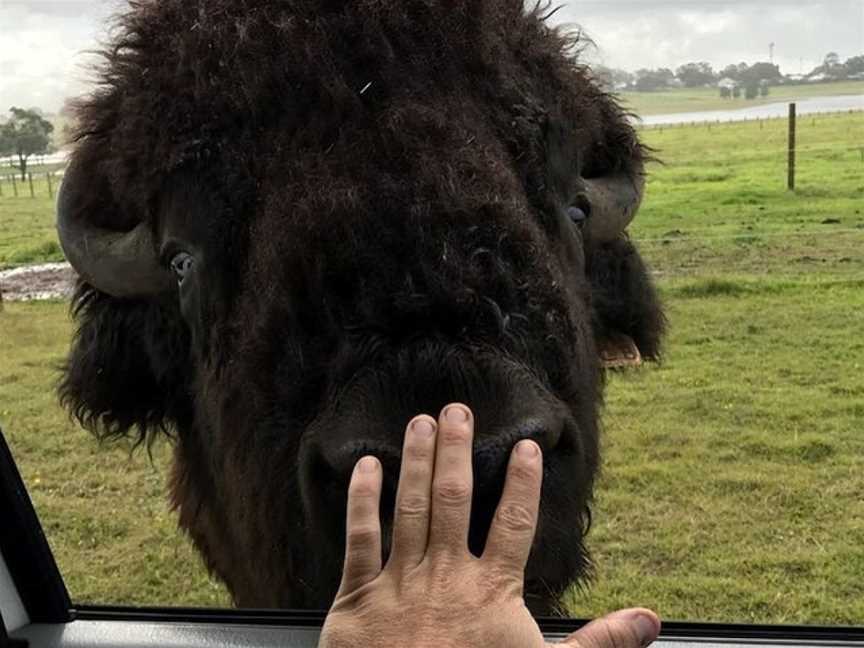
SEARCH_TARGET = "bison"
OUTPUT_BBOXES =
[57,0,664,615]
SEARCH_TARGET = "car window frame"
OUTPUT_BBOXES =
[2,424,864,647]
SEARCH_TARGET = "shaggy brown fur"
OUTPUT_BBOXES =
[60,0,664,614]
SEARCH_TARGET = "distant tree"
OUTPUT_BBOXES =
[824,52,841,68]
[744,82,759,99]
[634,68,671,91]
[732,85,741,98]
[809,51,849,79]
[591,65,636,89]
[759,81,769,97]
[609,67,635,88]
[676,61,716,87]
[593,66,636,90]
[845,55,864,75]
[719,85,732,99]
[0,107,54,180]
[634,74,659,91]
[719,63,741,81]
[741,62,782,84]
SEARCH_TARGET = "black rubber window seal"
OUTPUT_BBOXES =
[0,426,71,624]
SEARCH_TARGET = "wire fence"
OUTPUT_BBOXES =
[636,107,864,131]
[0,171,62,200]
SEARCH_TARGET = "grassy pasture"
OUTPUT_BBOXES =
[0,173,64,268]
[1,111,863,623]
[619,79,864,116]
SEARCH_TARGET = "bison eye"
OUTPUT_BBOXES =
[566,206,588,227]
[170,252,195,284]
[566,194,592,228]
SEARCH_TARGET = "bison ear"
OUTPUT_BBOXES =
[587,237,666,362]
[59,283,192,446]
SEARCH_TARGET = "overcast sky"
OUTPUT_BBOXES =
[1,0,862,113]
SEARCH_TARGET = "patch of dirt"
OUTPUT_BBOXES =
[0,263,77,302]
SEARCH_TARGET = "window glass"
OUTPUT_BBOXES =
[0,0,861,624]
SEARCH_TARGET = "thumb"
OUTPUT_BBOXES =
[557,608,660,648]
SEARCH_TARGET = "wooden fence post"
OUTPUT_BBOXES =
[47,173,53,199]
[28,173,35,198]
[787,102,796,191]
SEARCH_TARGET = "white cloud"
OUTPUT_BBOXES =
[548,0,863,73]
[0,0,117,112]
[678,10,737,36]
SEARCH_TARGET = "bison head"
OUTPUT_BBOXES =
[57,0,664,614]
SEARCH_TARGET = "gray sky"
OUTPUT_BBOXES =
[1,0,862,113]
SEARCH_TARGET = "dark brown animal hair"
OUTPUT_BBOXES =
[59,0,664,613]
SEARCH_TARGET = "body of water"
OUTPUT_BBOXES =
[639,94,863,126]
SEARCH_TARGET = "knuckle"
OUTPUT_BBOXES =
[438,426,470,446]
[403,443,432,462]
[434,479,471,504]
[349,480,378,499]
[346,524,379,548]
[508,463,540,484]
[396,494,429,518]
[600,618,638,648]
[494,503,535,533]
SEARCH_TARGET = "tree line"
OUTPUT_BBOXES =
[595,52,864,93]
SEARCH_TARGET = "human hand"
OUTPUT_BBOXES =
[318,403,660,648]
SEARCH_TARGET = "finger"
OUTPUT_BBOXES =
[482,439,542,579]
[427,403,474,556]
[389,415,438,569]
[336,456,383,596]
[558,608,661,648]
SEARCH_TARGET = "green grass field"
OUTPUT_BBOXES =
[620,80,864,116]
[0,112,862,623]
[0,172,64,268]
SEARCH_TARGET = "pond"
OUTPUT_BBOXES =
[638,93,864,125]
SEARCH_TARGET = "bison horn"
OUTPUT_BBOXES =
[56,158,174,298]
[583,170,646,242]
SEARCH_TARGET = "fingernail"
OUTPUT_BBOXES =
[445,405,469,423]
[358,456,378,473]
[632,613,660,646]
[516,440,539,458]
[412,418,435,437]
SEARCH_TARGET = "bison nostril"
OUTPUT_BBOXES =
[501,417,562,455]
[473,416,563,479]
[515,417,563,453]
[322,439,402,484]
